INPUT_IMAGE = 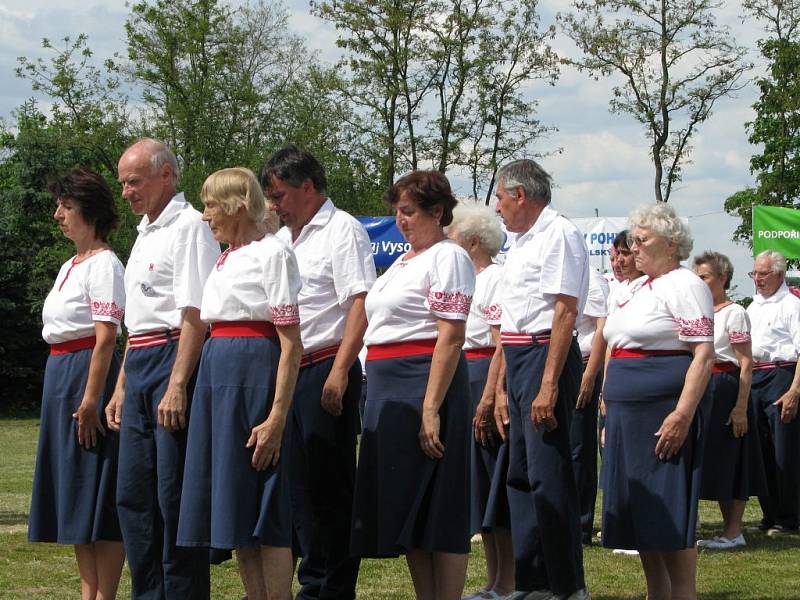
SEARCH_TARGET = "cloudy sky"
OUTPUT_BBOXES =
[0,0,772,295]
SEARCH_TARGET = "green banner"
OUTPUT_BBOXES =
[753,205,800,258]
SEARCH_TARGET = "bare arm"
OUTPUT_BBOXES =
[474,325,504,445]
[577,316,607,409]
[105,340,129,432]
[158,307,207,432]
[419,318,466,459]
[248,324,302,470]
[728,342,753,437]
[74,321,117,448]
[654,341,714,460]
[531,294,578,431]
[492,342,510,439]
[321,293,367,416]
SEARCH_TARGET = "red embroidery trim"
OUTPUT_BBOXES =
[483,304,502,321]
[271,304,300,326]
[215,242,251,270]
[58,258,79,291]
[427,290,472,315]
[91,300,124,321]
[676,316,714,337]
[728,331,751,344]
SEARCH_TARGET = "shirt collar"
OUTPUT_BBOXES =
[515,204,558,245]
[137,193,188,233]
[305,198,336,230]
[754,282,789,305]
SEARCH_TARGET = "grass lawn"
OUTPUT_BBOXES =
[1,417,800,598]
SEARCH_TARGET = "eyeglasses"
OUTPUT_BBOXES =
[748,270,774,279]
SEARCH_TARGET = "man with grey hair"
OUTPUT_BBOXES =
[493,159,589,600]
[747,249,800,535]
[106,138,219,598]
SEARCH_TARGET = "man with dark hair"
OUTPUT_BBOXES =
[261,145,376,600]
[493,159,590,600]
[108,138,219,599]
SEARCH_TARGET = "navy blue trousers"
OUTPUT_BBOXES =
[117,341,210,600]
[752,366,800,530]
[504,340,585,596]
[290,358,362,600]
[568,367,600,544]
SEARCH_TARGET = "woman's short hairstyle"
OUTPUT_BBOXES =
[628,203,693,260]
[755,249,788,275]
[201,168,278,233]
[383,170,457,227]
[613,229,631,251]
[447,202,503,257]
[496,159,552,204]
[693,251,735,290]
[48,167,119,242]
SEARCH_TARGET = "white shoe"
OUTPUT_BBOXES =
[561,588,591,600]
[696,536,721,548]
[611,548,639,555]
[522,591,558,600]
[704,534,746,549]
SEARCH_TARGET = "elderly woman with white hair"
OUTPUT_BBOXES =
[446,203,514,600]
[601,203,714,600]
[177,167,303,600]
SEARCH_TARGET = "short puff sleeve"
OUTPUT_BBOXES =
[86,252,125,324]
[664,273,714,342]
[425,244,475,321]
[727,306,751,345]
[265,244,302,326]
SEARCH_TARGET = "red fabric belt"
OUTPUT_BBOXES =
[210,321,277,338]
[753,360,797,371]
[300,344,341,368]
[128,328,182,349]
[500,331,551,347]
[611,348,692,359]
[366,339,437,361]
[50,336,96,355]
[712,361,738,374]
[465,347,495,360]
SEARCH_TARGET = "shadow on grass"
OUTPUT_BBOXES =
[0,511,29,526]
[593,595,773,600]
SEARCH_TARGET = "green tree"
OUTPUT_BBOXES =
[561,0,751,202]
[725,1,800,242]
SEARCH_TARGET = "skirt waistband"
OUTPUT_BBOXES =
[611,348,692,359]
[50,336,96,355]
[500,331,551,347]
[712,361,738,374]
[465,347,495,360]
[210,321,277,338]
[300,343,341,368]
[366,339,437,361]
[128,328,182,349]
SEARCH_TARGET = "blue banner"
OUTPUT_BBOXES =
[356,216,410,268]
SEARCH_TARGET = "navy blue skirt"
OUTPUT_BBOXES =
[29,349,122,544]
[351,353,472,557]
[468,357,510,533]
[601,354,707,551]
[700,371,767,501]
[177,336,292,550]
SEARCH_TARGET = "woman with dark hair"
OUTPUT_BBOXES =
[351,170,476,600]
[29,167,126,600]
[693,251,765,549]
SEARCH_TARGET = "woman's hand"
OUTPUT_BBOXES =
[575,373,594,410]
[246,415,285,471]
[473,396,496,446]
[654,410,692,460]
[419,409,444,459]
[73,402,105,449]
[727,406,748,437]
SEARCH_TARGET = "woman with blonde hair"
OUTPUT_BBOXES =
[177,167,302,600]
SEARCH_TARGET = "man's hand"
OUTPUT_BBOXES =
[775,390,799,424]
[321,367,348,417]
[531,382,558,432]
[157,383,188,432]
[105,389,124,432]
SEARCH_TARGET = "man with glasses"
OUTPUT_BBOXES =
[747,250,800,536]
